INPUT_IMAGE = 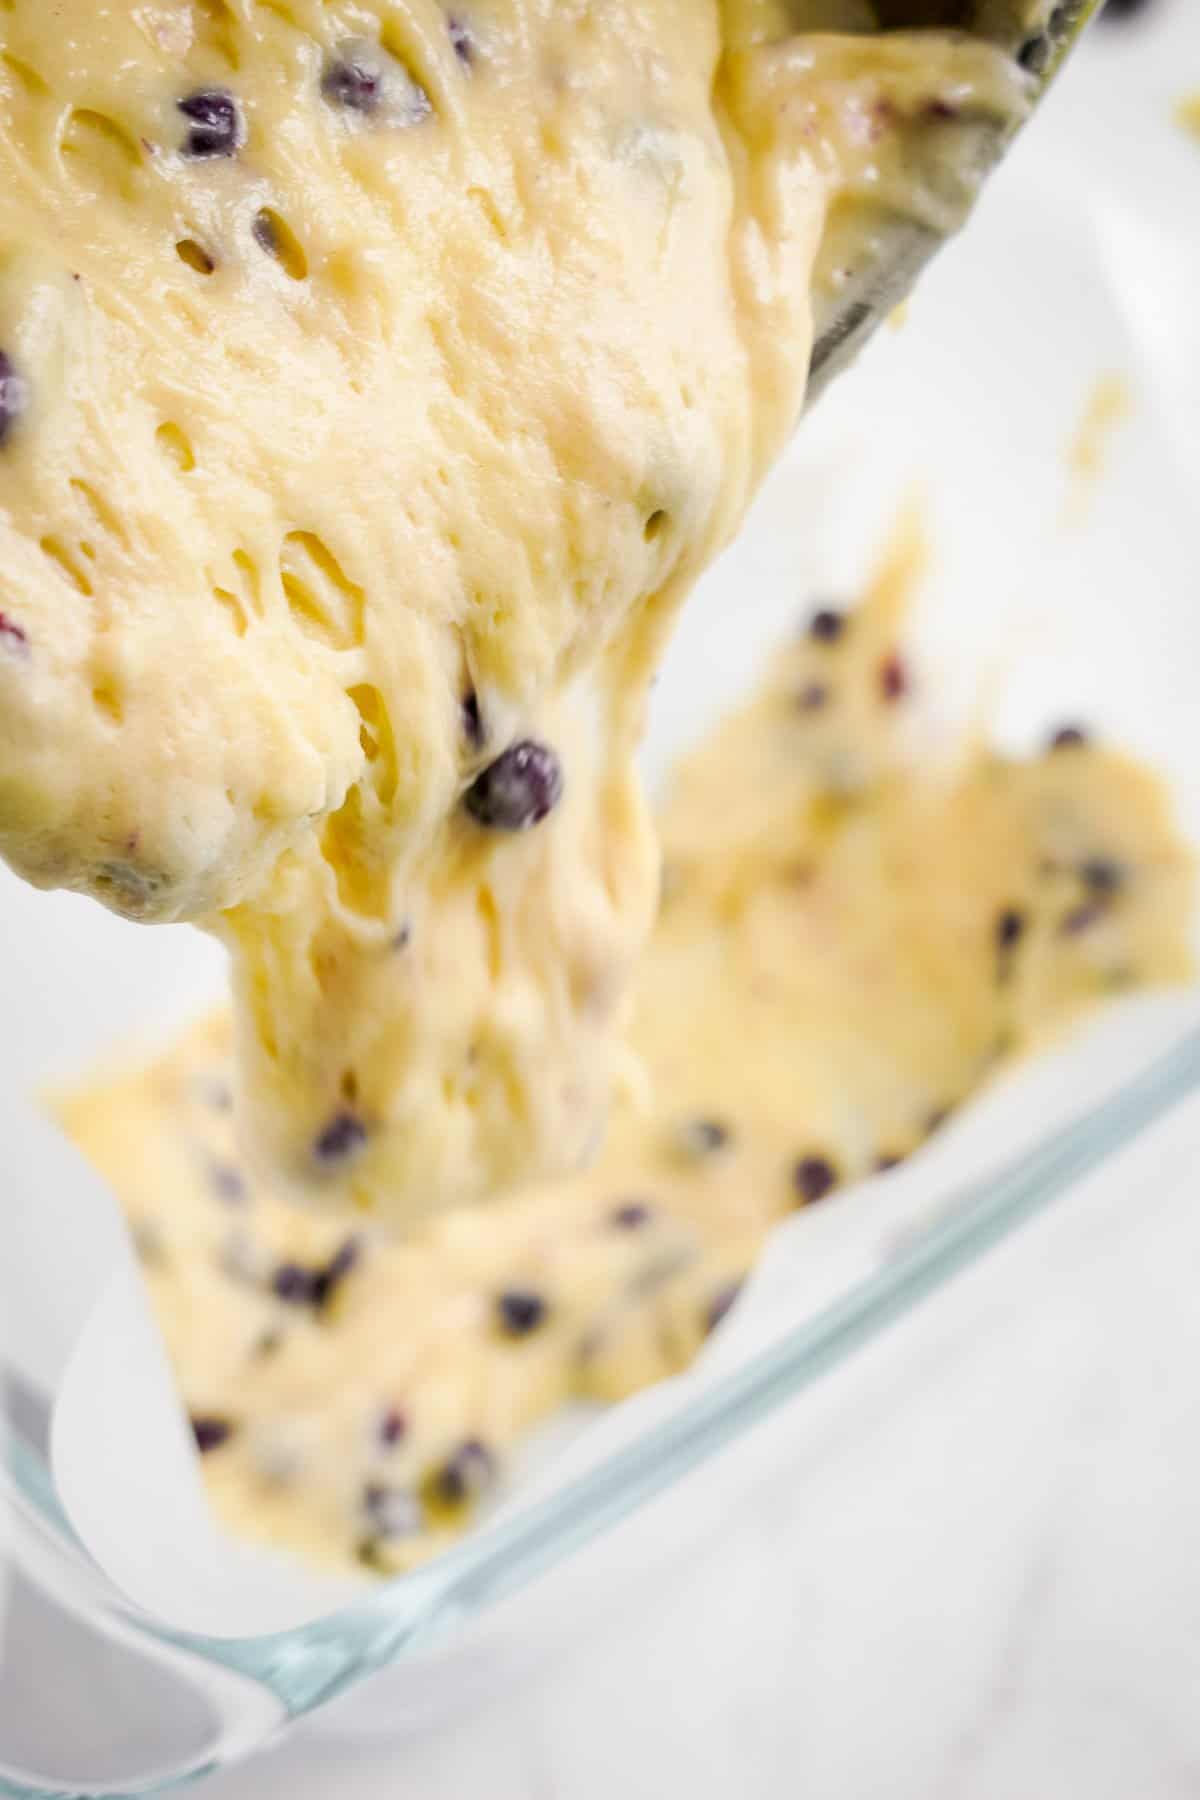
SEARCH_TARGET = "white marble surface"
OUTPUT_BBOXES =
[165,6,1200,1795]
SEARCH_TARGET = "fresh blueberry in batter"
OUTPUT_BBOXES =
[178,90,245,159]
[791,1154,838,1203]
[465,740,563,829]
[497,1288,548,1336]
[0,353,28,447]
[191,1415,235,1454]
[314,1111,368,1165]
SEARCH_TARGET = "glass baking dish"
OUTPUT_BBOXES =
[4,9,1200,1791]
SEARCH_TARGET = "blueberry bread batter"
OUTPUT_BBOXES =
[60,538,1194,1577]
[0,2,1030,1219]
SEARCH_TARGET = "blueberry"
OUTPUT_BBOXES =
[704,1280,742,1335]
[611,1199,653,1230]
[432,1438,495,1507]
[464,739,563,830]
[178,89,244,158]
[461,688,485,750]
[0,612,29,655]
[1048,724,1089,752]
[447,15,476,62]
[314,1111,367,1164]
[496,1288,548,1336]
[677,1117,732,1158]
[272,1262,322,1305]
[796,682,830,712]
[809,608,846,643]
[792,1155,838,1204]
[322,48,384,114]
[879,654,909,703]
[378,1405,408,1448]
[312,1236,361,1308]
[1080,857,1124,895]
[995,907,1026,952]
[191,1415,235,1454]
[0,352,29,448]
[363,1481,423,1540]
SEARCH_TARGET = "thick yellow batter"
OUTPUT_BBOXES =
[0,2,1029,1218]
[61,536,1195,1577]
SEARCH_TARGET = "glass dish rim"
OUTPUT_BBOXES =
[7,1012,1200,1729]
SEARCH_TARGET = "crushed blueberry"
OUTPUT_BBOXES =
[431,1438,495,1507]
[1080,857,1124,896]
[378,1405,409,1448]
[208,1160,247,1204]
[496,1288,548,1336]
[0,612,29,655]
[1048,724,1089,752]
[879,653,909,703]
[796,681,830,713]
[1017,32,1052,74]
[0,352,29,448]
[322,45,385,113]
[677,1117,732,1158]
[809,607,846,644]
[314,1111,368,1164]
[465,739,563,830]
[191,1415,235,1454]
[448,15,476,63]
[704,1280,743,1335]
[792,1154,839,1204]
[611,1199,653,1230]
[178,89,244,158]
[462,688,485,750]
[363,1481,423,1540]
[995,906,1027,952]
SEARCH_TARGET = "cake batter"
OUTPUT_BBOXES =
[61,535,1194,1576]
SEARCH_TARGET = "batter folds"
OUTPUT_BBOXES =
[61,537,1194,1577]
[0,2,1030,1219]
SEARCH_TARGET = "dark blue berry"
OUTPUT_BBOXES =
[462,688,485,749]
[191,1415,235,1454]
[178,89,244,158]
[448,15,476,63]
[273,1262,322,1305]
[465,739,563,830]
[792,1155,838,1204]
[322,49,384,113]
[433,1438,495,1506]
[1048,724,1089,752]
[809,608,846,643]
[611,1199,653,1230]
[1080,857,1124,895]
[378,1405,408,1448]
[995,907,1026,951]
[314,1111,367,1164]
[496,1288,548,1336]
[312,1236,361,1308]
[0,352,29,448]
